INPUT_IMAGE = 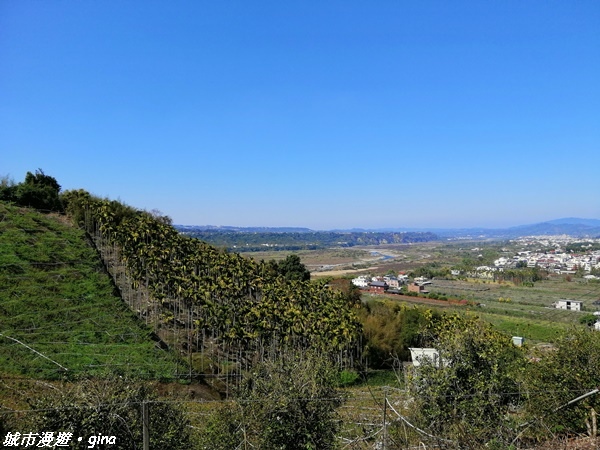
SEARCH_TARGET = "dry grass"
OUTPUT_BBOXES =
[533,436,599,450]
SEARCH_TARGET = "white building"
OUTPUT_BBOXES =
[351,276,369,288]
[398,274,409,283]
[409,348,442,368]
[554,299,583,311]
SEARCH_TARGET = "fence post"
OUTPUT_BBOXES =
[382,387,388,450]
[143,401,149,450]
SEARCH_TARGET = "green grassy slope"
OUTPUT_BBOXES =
[0,202,182,379]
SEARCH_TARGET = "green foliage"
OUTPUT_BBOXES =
[579,313,597,327]
[200,351,344,450]
[4,169,64,211]
[0,202,181,379]
[184,229,439,251]
[523,328,600,438]
[360,302,436,368]
[327,278,362,306]
[0,175,17,202]
[60,189,93,225]
[0,412,9,444]
[566,242,600,252]
[408,314,526,448]
[274,254,311,281]
[453,245,504,271]
[338,369,360,387]
[410,262,451,279]
[26,378,195,450]
[59,192,363,380]
[197,403,244,450]
[497,267,545,285]
[362,369,400,387]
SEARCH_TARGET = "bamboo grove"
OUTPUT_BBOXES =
[61,190,363,384]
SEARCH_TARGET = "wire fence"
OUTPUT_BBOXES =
[3,378,600,450]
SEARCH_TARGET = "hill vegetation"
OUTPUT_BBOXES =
[2,170,600,449]
[60,189,363,381]
[0,169,62,212]
[0,202,180,379]
[178,226,439,252]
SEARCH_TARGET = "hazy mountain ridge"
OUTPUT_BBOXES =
[503,221,600,238]
[176,218,600,239]
[177,225,314,233]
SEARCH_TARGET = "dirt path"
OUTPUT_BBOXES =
[366,293,467,307]
[311,266,380,277]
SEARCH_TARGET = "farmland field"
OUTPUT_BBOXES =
[243,241,600,343]
[246,243,445,275]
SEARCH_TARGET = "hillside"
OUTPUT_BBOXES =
[0,202,182,379]
[432,218,600,239]
[175,218,600,247]
[64,193,363,384]
[0,178,364,388]
[176,227,440,251]
[2,183,600,448]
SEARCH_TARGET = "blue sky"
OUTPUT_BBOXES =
[1,1,598,229]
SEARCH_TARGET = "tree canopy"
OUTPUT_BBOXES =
[0,169,62,211]
[275,254,311,281]
[408,314,526,448]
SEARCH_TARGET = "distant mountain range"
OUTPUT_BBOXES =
[176,218,600,240]
[430,218,600,239]
[176,225,313,233]
[372,218,600,239]
[500,218,600,238]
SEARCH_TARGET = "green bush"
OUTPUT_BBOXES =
[10,169,63,212]
[523,328,600,439]
[338,369,360,387]
[408,315,525,447]
[200,350,345,450]
[26,378,195,450]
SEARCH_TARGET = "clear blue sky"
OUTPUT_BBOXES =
[1,1,598,229]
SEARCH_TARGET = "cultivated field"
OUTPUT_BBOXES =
[246,243,444,276]
[244,241,600,343]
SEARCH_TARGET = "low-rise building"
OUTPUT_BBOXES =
[408,282,429,294]
[368,281,388,294]
[383,276,400,289]
[351,276,369,288]
[554,299,583,311]
[409,348,442,367]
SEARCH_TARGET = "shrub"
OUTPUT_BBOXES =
[200,350,345,450]
[338,369,360,387]
[408,315,525,448]
[25,377,195,450]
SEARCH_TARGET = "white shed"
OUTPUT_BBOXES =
[409,348,441,368]
[512,336,525,346]
[555,299,583,311]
